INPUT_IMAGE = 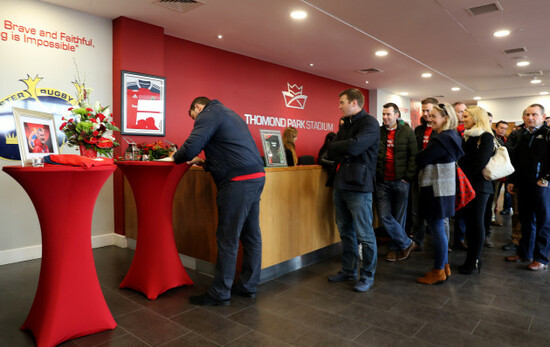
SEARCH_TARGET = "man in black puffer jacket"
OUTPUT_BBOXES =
[376,102,418,262]
[326,88,379,292]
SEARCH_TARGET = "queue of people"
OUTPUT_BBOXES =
[172,91,549,306]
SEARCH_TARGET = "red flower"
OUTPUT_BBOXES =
[96,137,114,148]
[68,107,74,111]
[97,113,105,121]
[59,122,67,130]
[91,118,97,123]
[92,130,99,137]
[84,137,98,144]
[86,108,93,112]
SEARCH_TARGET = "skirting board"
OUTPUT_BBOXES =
[0,233,128,266]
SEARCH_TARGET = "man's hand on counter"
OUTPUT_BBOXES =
[187,156,206,166]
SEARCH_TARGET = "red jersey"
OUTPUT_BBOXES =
[423,125,433,149]
[384,128,396,180]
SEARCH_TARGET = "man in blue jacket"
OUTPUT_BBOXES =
[173,97,265,305]
[326,89,380,292]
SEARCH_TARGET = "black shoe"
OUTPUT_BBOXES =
[189,293,230,306]
[458,260,481,275]
[502,242,518,251]
[231,286,257,298]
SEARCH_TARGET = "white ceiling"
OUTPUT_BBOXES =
[42,0,550,103]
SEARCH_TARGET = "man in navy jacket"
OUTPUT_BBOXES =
[326,88,379,292]
[173,97,265,305]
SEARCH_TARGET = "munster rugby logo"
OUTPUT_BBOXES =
[0,75,82,161]
[282,83,308,109]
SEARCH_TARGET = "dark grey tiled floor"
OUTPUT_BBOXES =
[2,213,550,346]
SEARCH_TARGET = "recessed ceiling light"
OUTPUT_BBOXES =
[217,34,223,39]
[400,92,408,96]
[493,30,510,37]
[531,78,542,84]
[365,81,369,84]
[421,73,432,78]
[451,87,461,91]
[290,10,307,19]
[516,61,530,67]
[473,96,482,100]
[308,63,314,67]
[375,50,388,57]
[540,91,549,95]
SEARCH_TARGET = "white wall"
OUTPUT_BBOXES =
[478,95,550,123]
[369,89,412,125]
[0,0,114,262]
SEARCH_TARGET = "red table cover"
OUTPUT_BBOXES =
[117,161,193,299]
[2,165,117,347]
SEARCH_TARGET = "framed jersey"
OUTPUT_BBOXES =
[121,70,166,136]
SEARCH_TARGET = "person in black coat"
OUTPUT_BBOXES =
[457,106,494,274]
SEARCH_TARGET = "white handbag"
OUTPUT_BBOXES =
[482,138,515,181]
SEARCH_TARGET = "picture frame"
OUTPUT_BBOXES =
[259,129,287,167]
[12,107,60,166]
[121,70,166,136]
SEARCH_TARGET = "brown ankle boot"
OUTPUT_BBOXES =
[417,269,446,285]
[444,264,451,279]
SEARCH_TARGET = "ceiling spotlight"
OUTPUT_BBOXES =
[421,73,432,78]
[540,91,549,95]
[365,81,369,84]
[375,50,388,57]
[516,61,530,67]
[473,96,482,100]
[493,30,510,37]
[217,34,223,39]
[451,87,460,91]
[400,92,409,96]
[290,10,307,19]
[308,63,314,67]
[531,78,542,84]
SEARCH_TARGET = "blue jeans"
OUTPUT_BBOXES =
[208,177,265,300]
[376,180,411,250]
[426,218,448,270]
[334,188,377,280]
[518,185,550,264]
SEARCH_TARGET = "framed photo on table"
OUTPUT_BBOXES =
[259,129,287,167]
[121,70,166,136]
[12,107,59,166]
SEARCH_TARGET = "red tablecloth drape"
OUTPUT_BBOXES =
[117,161,193,299]
[3,165,117,347]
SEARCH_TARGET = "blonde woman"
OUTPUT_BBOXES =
[416,103,464,284]
[457,106,494,274]
[283,126,298,166]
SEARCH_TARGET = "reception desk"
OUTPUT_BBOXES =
[123,165,340,277]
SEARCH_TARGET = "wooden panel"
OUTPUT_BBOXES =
[123,166,340,269]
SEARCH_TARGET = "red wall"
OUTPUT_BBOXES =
[112,16,369,234]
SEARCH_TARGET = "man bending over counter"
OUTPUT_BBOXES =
[172,96,266,306]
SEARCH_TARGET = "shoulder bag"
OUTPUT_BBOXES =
[482,138,515,181]
[456,163,476,211]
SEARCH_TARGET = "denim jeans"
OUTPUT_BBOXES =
[426,218,448,270]
[376,180,411,250]
[334,188,377,280]
[518,185,550,264]
[208,177,265,300]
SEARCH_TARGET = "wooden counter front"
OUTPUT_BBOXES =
[124,165,339,269]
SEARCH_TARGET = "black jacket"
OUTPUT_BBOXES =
[327,109,379,192]
[173,100,264,186]
[376,122,417,182]
[509,125,550,187]
[458,131,494,194]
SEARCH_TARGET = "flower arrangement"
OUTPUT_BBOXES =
[59,102,120,157]
[137,141,175,160]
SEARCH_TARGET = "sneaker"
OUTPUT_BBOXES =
[397,241,417,261]
[385,250,398,262]
[353,277,374,292]
[189,293,230,306]
[527,261,548,271]
[502,242,518,251]
[328,271,357,282]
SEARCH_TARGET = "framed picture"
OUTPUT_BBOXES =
[121,70,166,136]
[12,107,60,166]
[259,129,287,167]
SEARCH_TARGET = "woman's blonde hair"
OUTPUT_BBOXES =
[431,102,458,131]
[283,126,298,165]
[465,106,493,133]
